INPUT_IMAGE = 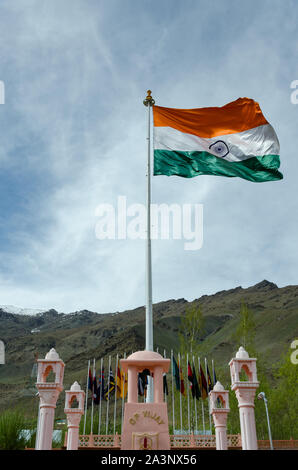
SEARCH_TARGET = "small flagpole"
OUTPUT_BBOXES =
[91,358,95,435]
[113,354,118,435]
[163,349,167,404]
[98,357,103,435]
[205,357,212,433]
[171,349,175,433]
[83,359,90,435]
[186,353,190,434]
[143,90,155,404]
[198,357,205,435]
[121,352,126,432]
[105,355,111,434]
[178,352,183,433]
[193,355,198,434]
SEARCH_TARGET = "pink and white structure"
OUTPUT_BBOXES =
[209,382,230,450]
[120,350,171,450]
[229,346,259,450]
[64,381,85,450]
[35,348,65,450]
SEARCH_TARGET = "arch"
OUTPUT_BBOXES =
[239,364,252,382]
[216,394,225,408]
[43,365,56,383]
[70,395,80,408]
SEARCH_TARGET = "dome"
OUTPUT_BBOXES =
[213,381,225,391]
[45,348,60,361]
[127,350,163,361]
[70,381,81,392]
[236,346,249,359]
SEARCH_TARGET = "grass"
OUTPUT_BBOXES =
[0,410,34,450]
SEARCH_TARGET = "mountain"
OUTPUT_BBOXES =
[0,279,297,415]
[0,305,49,315]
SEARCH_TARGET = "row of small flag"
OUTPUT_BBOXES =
[88,365,127,403]
[87,356,217,403]
[172,357,216,400]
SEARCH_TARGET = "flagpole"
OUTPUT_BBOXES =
[163,349,167,404]
[171,349,175,433]
[205,357,212,433]
[186,353,190,434]
[113,354,118,435]
[83,359,90,435]
[105,355,111,434]
[198,357,205,435]
[98,357,103,435]
[91,358,95,435]
[143,90,155,403]
[121,352,126,434]
[193,355,198,434]
[178,352,183,433]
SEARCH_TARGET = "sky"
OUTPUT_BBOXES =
[0,0,297,313]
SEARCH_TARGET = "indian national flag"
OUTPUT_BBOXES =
[153,97,282,183]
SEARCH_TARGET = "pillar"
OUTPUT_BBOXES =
[127,366,138,403]
[36,348,64,450]
[64,381,85,450]
[229,346,259,450]
[209,382,230,450]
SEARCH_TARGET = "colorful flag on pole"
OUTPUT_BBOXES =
[188,361,200,400]
[213,367,217,386]
[172,356,180,391]
[192,364,201,400]
[92,371,98,402]
[163,373,168,396]
[206,364,213,391]
[153,98,282,183]
[178,359,186,396]
[116,365,122,399]
[94,367,104,404]
[88,366,93,391]
[198,365,208,400]
[104,367,115,400]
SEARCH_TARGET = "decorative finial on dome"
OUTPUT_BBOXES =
[70,381,81,392]
[45,348,60,360]
[236,346,249,359]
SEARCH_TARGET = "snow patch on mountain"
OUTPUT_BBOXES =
[0,305,48,315]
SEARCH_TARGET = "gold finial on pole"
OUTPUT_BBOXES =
[143,90,155,107]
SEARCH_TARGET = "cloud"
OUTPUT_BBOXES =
[0,0,296,313]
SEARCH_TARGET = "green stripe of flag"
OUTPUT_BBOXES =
[154,150,283,183]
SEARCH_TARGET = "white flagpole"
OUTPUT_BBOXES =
[205,357,212,433]
[105,355,111,434]
[98,357,103,435]
[198,357,205,435]
[178,352,183,433]
[91,358,95,435]
[113,354,118,435]
[121,352,126,433]
[83,359,90,435]
[171,349,175,433]
[186,353,190,433]
[192,355,198,434]
[163,349,167,404]
[143,90,155,404]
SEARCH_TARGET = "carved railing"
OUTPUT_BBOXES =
[64,433,298,449]
[64,433,241,449]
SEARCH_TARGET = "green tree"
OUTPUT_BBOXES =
[268,347,298,439]
[234,301,256,355]
[179,304,205,356]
